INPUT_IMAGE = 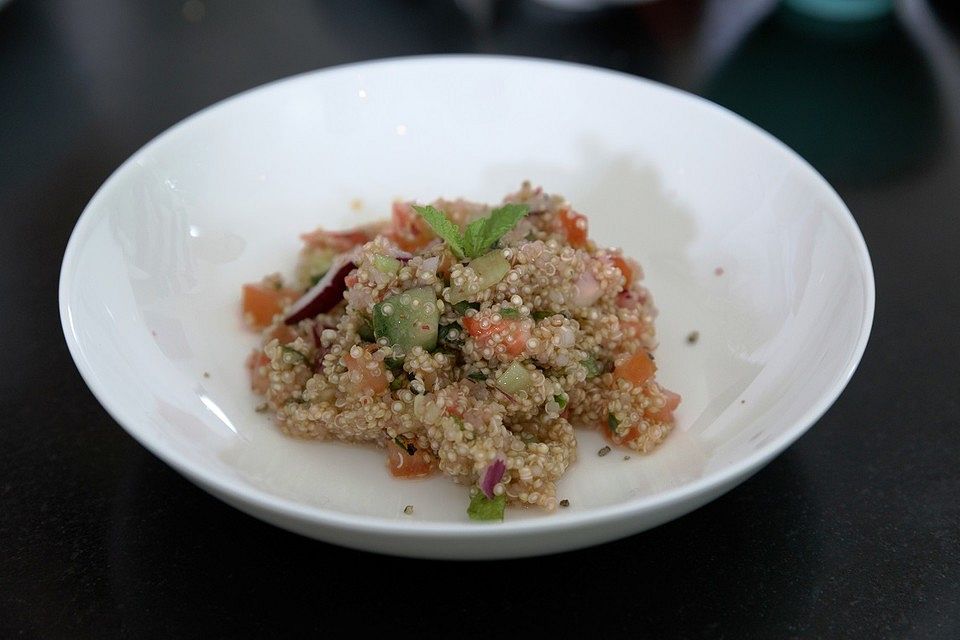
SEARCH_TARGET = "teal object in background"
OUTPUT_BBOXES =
[702,6,939,185]
[785,0,894,22]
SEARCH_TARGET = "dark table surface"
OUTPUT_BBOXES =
[2,0,959,637]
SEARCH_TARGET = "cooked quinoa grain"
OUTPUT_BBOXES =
[240,183,681,518]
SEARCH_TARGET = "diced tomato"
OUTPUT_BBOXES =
[264,324,297,345]
[611,255,634,290]
[385,438,437,478]
[342,349,389,394]
[603,387,680,446]
[647,387,681,423]
[246,349,271,394]
[614,351,657,386]
[300,227,369,252]
[387,202,435,252]
[462,314,530,357]
[620,319,646,339]
[241,283,299,329]
[617,290,647,310]
[557,208,588,248]
[344,273,359,287]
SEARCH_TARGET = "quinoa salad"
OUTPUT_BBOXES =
[241,183,681,520]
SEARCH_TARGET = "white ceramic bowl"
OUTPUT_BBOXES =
[60,56,874,559]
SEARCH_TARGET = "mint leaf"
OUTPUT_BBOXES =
[462,217,489,260]
[467,492,506,521]
[413,202,529,261]
[412,205,465,260]
[460,203,529,259]
[478,203,528,253]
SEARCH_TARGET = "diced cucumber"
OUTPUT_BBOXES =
[373,286,439,352]
[496,361,533,394]
[448,250,510,303]
[372,254,401,275]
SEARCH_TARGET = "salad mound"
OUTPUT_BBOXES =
[241,183,680,520]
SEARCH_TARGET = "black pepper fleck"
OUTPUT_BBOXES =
[623,455,631,460]
[559,499,570,508]
[686,331,699,344]
[598,446,611,457]
[403,505,414,515]
[202,371,210,378]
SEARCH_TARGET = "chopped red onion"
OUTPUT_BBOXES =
[572,271,601,307]
[284,250,358,325]
[480,456,506,499]
[388,247,414,262]
[420,255,440,275]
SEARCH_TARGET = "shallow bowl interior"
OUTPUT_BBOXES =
[60,56,873,558]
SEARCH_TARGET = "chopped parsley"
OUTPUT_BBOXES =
[499,307,521,319]
[389,376,405,391]
[413,203,529,260]
[532,310,553,321]
[438,323,462,345]
[607,412,620,433]
[553,393,568,411]
[280,346,306,363]
[357,318,375,342]
[467,492,506,521]
[384,356,405,371]
[467,371,488,382]
[393,435,417,455]
[453,301,480,314]
[582,356,602,379]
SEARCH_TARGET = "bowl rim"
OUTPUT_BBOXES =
[59,54,875,538]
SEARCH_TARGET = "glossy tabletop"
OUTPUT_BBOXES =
[2,0,958,637]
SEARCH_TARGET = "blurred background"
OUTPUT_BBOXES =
[2,1,958,638]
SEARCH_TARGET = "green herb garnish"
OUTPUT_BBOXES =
[532,310,553,321]
[467,492,506,522]
[582,356,602,379]
[499,307,521,319]
[437,323,462,345]
[389,376,405,391]
[607,413,621,433]
[412,205,467,259]
[453,301,480,315]
[280,346,306,363]
[357,318,375,342]
[554,393,568,411]
[413,203,529,260]
[384,356,405,371]
[467,371,487,382]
